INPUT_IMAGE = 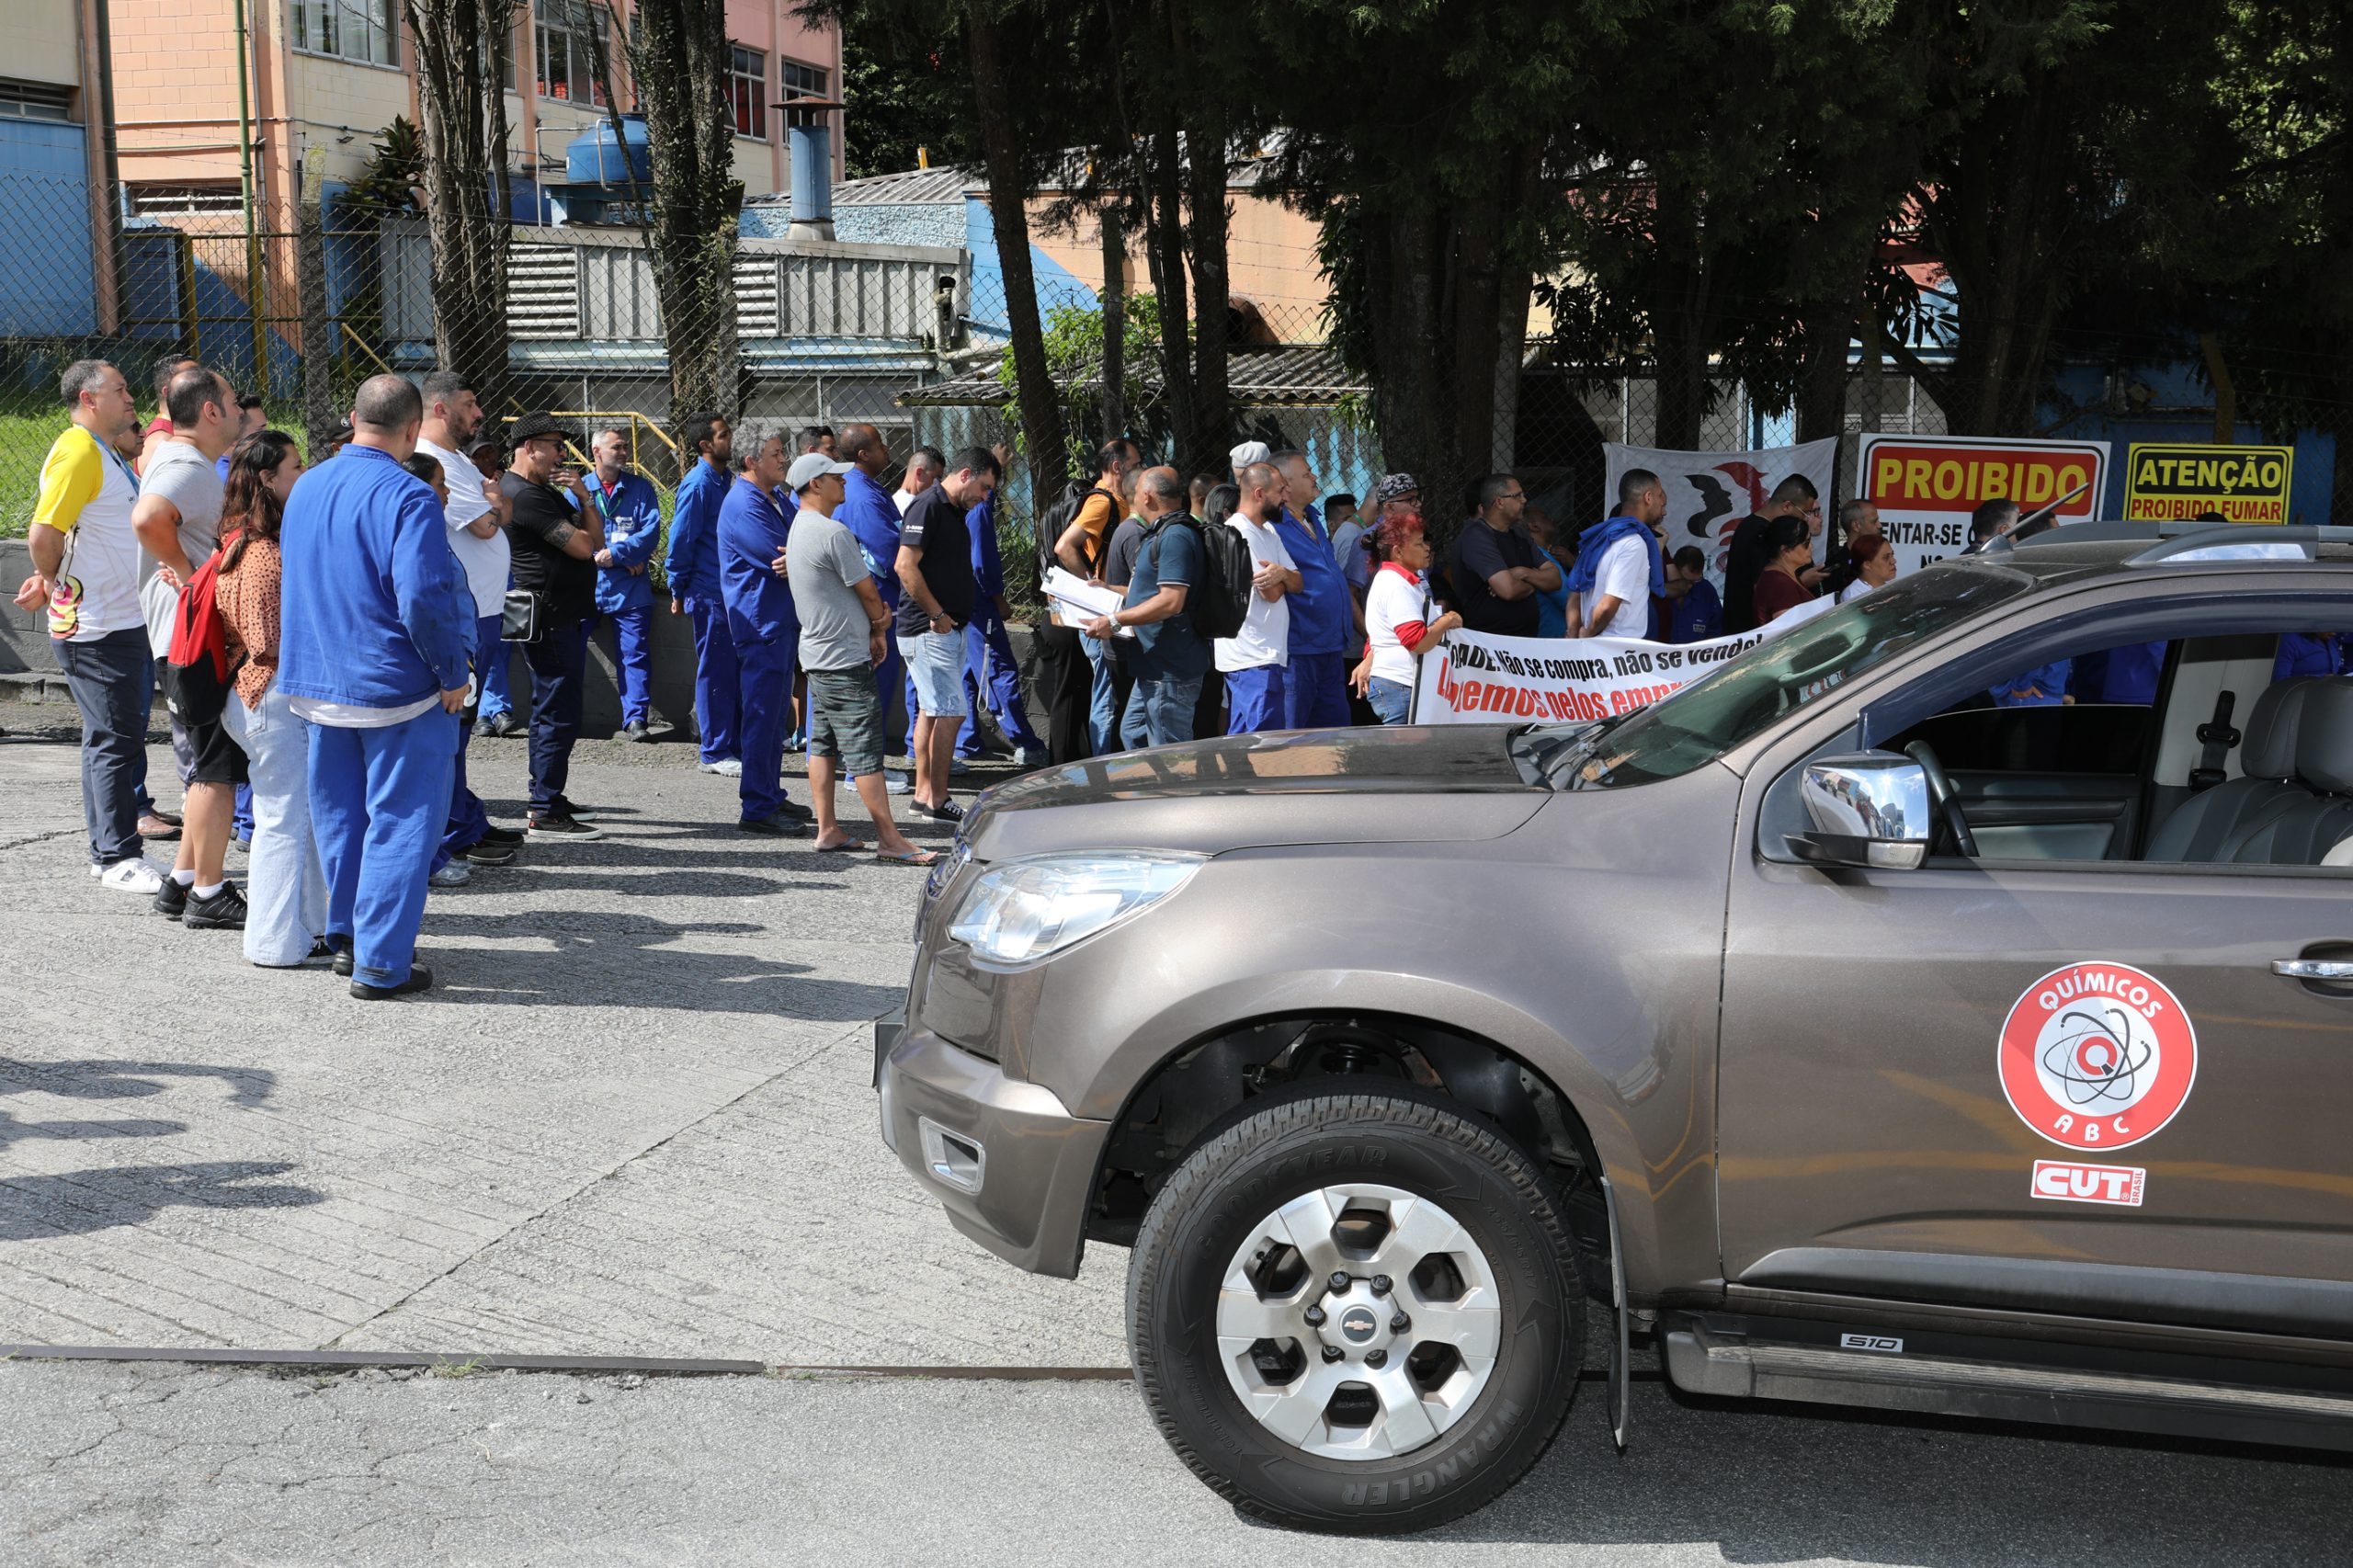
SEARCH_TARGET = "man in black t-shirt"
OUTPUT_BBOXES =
[501,413,603,840]
[1721,473,1823,634]
[1449,474,1556,635]
[894,449,995,821]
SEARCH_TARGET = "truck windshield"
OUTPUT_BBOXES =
[1528,564,2031,789]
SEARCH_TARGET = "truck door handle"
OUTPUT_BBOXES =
[2273,959,2353,981]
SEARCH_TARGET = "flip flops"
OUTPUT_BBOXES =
[876,846,942,868]
[816,837,870,854]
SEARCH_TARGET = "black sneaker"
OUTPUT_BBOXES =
[351,965,433,1001]
[529,812,606,842]
[330,936,355,977]
[486,711,525,738]
[739,812,811,837]
[622,721,653,742]
[461,841,517,867]
[775,799,814,822]
[183,881,248,931]
[153,877,190,917]
[480,825,526,847]
[913,799,967,824]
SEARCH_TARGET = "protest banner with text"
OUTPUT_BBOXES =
[1857,434,2108,576]
[1412,599,1833,725]
[1604,437,1839,588]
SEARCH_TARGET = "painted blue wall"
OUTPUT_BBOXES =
[0,120,98,336]
[961,196,1097,341]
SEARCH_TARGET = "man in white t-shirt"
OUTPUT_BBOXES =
[893,445,942,517]
[413,369,523,873]
[1215,461,1303,733]
[1572,468,1667,641]
[132,366,244,927]
[17,358,163,892]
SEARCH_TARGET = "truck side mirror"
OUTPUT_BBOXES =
[1786,753,1931,870]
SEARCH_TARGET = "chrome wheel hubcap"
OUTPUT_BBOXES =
[1215,1183,1502,1460]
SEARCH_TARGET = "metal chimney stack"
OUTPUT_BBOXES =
[785,97,841,243]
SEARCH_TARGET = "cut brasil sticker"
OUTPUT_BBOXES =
[1997,962,2198,1152]
[2031,1160,2147,1207]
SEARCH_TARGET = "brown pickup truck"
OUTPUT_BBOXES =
[878,520,2353,1533]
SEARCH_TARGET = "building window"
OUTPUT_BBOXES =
[127,184,246,217]
[537,0,612,105]
[728,46,767,138]
[779,60,828,100]
[0,79,74,120]
[291,0,400,67]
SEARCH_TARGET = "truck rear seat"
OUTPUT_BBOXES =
[2144,677,2317,861]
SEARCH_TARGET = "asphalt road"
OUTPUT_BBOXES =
[6,1354,2347,1568]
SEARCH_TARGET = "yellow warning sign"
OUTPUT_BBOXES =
[2123,444,2294,523]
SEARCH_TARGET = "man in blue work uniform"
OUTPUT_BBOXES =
[278,374,472,1000]
[718,430,816,835]
[575,424,665,741]
[1270,449,1352,729]
[959,449,1046,766]
[835,423,909,766]
[665,413,746,777]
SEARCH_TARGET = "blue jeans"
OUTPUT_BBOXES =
[1082,634,1120,754]
[1369,676,1413,725]
[588,603,654,726]
[959,611,1043,756]
[435,613,501,869]
[309,706,458,988]
[524,619,589,814]
[224,685,326,966]
[56,626,153,866]
[1223,664,1288,734]
[233,783,254,841]
[1121,673,1204,750]
[1284,651,1351,729]
[684,592,742,764]
[476,610,516,721]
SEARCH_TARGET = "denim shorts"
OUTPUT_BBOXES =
[1368,676,1414,725]
[804,666,885,778]
[904,627,969,718]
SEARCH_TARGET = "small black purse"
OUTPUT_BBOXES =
[499,587,543,644]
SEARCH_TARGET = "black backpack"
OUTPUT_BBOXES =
[1033,482,1115,584]
[1143,513,1253,642]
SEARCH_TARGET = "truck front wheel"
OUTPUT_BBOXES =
[1127,1088,1586,1534]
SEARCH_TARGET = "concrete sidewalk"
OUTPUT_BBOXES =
[0,716,1126,1367]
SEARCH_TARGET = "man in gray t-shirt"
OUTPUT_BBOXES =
[780,452,936,866]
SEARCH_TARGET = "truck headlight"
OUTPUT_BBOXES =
[948,852,1204,966]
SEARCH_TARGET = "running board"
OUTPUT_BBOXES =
[1663,1313,2353,1453]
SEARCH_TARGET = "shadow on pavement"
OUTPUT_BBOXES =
[415,911,904,1020]
[0,1058,277,1109]
[0,1161,324,1242]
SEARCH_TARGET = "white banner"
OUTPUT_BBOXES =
[1856,434,2109,577]
[1412,598,1833,725]
[1604,437,1839,586]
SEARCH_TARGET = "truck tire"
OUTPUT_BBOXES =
[1128,1087,1585,1534]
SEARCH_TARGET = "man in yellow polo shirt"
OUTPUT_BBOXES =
[11,358,166,892]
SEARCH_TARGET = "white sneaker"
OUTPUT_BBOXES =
[884,770,914,795]
[428,862,472,888]
[99,857,167,895]
[700,757,745,778]
[1015,747,1048,768]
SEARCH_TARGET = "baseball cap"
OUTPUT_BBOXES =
[1230,439,1271,470]
[786,451,854,492]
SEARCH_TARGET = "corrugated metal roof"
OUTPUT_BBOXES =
[896,343,1363,408]
[745,167,976,208]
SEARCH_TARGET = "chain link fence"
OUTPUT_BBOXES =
[6,168,2342,593]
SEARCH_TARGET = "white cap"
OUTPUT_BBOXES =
[786,451,854,492]
[1229,439,1271,471]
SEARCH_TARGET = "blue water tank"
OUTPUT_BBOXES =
[564,114,652,187]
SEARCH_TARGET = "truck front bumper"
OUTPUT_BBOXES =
[877,1017,1109,1279]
